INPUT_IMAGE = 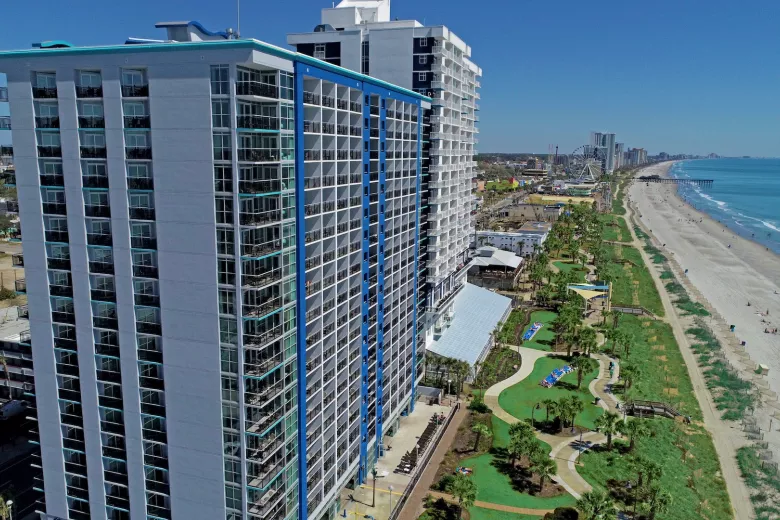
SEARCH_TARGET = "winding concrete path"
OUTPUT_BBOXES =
[483,345,623,499]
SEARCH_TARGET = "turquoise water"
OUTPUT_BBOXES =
[670,158,780,254]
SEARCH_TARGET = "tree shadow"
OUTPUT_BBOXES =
[490,455,541,495]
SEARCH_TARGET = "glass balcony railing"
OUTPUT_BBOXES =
[38,146,62,158]
[126,147,152,160]
[32,87,57,99]
[76,86,103,98]
[78,116,104,129]
[237,115,279,130]
[121,85,149,97]
[35,116,60,129]
[80,146,107,158]
[124,116,151,128]
[236,81,278,98]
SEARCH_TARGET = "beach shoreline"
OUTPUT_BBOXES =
[628,162,780,463]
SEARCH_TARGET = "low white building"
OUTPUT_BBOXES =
[476,222,551,257]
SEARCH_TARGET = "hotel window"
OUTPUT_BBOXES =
[82,132,105,148]
[81,102,103,117]
[211,65,230,95]
[35,73,56,89]
[125,132,147,148]
[361,41,370,75]
[214,165,233,192]
[216,228,234,255]
[79,71,101,87]
[220,318,238,344]
[219,289,235,315]
[212,100,230,128]
[213,132,232,161]
[218,259,236,285]
[419,55,427,65]
[314,44,326,59]
[122,70,144,88]
[418,73,427,82]
[420,38,428,48]
[215,197,233,225]
[123,101,146,116]
[220,345,238,372]
[280,72,294,100]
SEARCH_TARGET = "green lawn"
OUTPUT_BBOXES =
[599,214,632,242]
[605,314,701,420]
[552,261,588,282]
[601,244,664,316]
[469,507,542,520]
[458,417,573,511]
[518,311,558,352]
[498,356,602,430]
[579,420,733,520]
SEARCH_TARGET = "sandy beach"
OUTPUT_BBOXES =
[629,162,780,449]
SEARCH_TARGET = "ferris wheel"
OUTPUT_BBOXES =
[568,145,603,182]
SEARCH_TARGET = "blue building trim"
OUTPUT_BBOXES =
[410,100,423,412]
[292,61,309,520]
[359,89,371,486]
[361,83,387,461]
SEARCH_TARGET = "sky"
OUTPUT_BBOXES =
[1,0,779,156]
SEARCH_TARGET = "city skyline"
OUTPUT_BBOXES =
[1,0,779,156]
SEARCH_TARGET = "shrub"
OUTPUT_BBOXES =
[435,474,455,492]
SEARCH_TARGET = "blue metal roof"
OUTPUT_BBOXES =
[427,283,512,366]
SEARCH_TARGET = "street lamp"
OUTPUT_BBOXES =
[371,468,377,508]
[388,485,394,511]
[6,499,13,520]
[447,379,452,396]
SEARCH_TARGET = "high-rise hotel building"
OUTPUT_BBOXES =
[0,21,428,520]
[288,0,481,346]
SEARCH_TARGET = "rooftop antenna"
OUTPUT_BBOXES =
[236,0,241,38]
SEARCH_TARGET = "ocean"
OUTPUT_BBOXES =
[670,158,780,254]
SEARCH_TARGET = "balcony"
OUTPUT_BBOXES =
[80,145,107,159]
[52,311,76,324]
[126,147,152,160]
[93,316,118,329]
[35,116,60,129]
[239,211,281,227]
[128,177,154,190]
[87,233,112,246]
[42,202,66,215]
[90,289,116,302]
[236,81,278,98]
[49,284,72,297]
[139,376,165,391]
[77,116,104,129]
[135,293,160,307]
[238,115,279,130]
[303,121,321,133]
[40,173,64,187]
[304,150,320,161]
[32,87,57,99]
[137,322,162,335]
[123,115,151,128]
[45,230,69,243]
[130,236,157,249]
[303,92,320,105]
[82,175,109,188]
[76,86,103,98]
[133,265,158,278]
[129,207,155,220]
[38,146,61,158]
[238,149,279,162]
[95,369,122,384]
[84,205,111,218]
[239,179,281,195]
[122,84,149,97]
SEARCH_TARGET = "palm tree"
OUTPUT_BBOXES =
[568,396,585,430]
[576,490,617,520]
[562,327,580,358]
[531,453,557,492]
[571,356,593,389]
[620,418,650,452]
[645,483,671,520]
[542,398,557,423]
[611,310,623,329]
[594,411,621,450]
[507,432,526,467]
[578,327,599,356]
[507,422,535,466]
[621,363,641,390]
[447,473,477,519]
[471,422,491,452]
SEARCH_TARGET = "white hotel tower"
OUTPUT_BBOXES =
[288,0,482,346]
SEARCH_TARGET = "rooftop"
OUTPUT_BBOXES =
[427,283,512,366]
[0,306,29,343]
[518,221,553,233]
[471,246,523,270]
[0,21,430,103]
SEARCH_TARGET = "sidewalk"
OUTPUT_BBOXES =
[396,403,469,520]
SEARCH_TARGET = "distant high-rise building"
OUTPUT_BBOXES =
[625,147,648,166]
[589,132,617,173]
[614,143,625,169]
